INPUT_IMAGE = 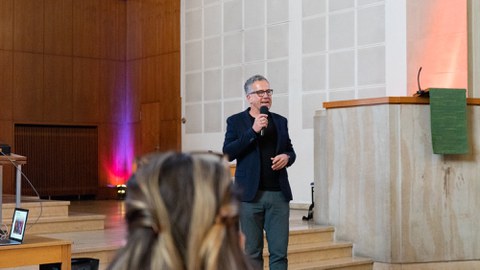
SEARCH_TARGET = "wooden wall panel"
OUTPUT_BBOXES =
[72,0,102,58]
[0,0,13,50]
[133,0,181,155]
[126,1,167,59]
[141,102,160,154]
[0,51,13,120]
[99,60,126,123]
[130,58,158,103]
[72,58,101,123]
[1,0,181,197]
[73,0,126,59]
[44,55,73,122]
[126,60,141,113]
[158,52,180,119]
[0,121,13,146]
[126,0,180,57]
[99,1,126,60]
[126,1,142,60]
[0,120,14,194]
[158,120,181,151]
[126,62,141,123]
[146,8,162,57]
[133,53,181,108]
[167,0,181,13]
[14,0,44,53]
[140,103,180,154]
[97,123,117,188]
[13,52,44,121]
[44,0,73,55]
[132,121,142,156]
[159,7,180,54]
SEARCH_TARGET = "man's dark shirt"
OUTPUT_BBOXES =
[250,114,280,191]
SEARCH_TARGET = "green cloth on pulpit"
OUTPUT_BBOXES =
[429,88,468,154]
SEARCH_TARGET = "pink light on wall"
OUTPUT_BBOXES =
[407,0,468,95]
[103,70,135,187]
[106,123,134,186]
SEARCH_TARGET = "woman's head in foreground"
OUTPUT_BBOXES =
[108,151,251,270]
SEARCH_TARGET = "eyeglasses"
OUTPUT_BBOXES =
[248,89,274,97]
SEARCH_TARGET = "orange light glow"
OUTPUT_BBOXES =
[407,0,468,95]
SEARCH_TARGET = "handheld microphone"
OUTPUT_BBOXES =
[260,106,269,136]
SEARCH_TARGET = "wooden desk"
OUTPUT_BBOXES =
[0,154,27,222]
[0,235,71,269]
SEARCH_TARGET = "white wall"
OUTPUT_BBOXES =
[181,0,389,204]
[468,0,480,97]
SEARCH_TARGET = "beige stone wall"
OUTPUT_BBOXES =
[314,103,480,264]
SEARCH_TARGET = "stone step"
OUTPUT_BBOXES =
[43,229,369,270]
[262,227,373,270]
[263,227,335,249]
[7,199,372,270]
[264,241,354,267]
[289,257,374,270]
[2,198,106,234]
[40,229,365,270]
[288,227,335,245]
[1,199,70,222]
[5,211,105,234]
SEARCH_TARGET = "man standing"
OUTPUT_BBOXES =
[223,74,296,270]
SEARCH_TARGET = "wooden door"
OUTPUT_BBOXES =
[141,100,181,154]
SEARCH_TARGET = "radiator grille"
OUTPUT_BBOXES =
[14,124,98,198]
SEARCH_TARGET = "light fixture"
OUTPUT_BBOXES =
[116,184,127,200]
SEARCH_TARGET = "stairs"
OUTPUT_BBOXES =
[1,197,117,270]
[2,197,105,234]
[2,198,374,270]
[264,227,374,270]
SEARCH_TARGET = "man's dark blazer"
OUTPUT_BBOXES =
[223,108,296,202]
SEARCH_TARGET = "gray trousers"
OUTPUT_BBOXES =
[240,191,290,270]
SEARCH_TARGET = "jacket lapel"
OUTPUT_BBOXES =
[241,108,252,129]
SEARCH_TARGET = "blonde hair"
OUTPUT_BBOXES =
[108,151,252,270]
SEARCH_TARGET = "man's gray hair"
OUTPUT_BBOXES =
[244,75,269,95]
